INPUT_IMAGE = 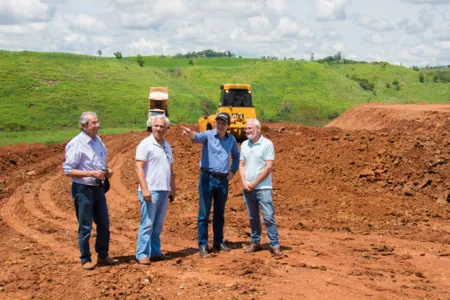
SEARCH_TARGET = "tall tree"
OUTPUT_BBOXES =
[97,50,102,56]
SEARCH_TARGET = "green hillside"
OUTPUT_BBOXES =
[0,50,449,134]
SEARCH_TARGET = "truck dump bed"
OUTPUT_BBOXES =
[149,87,169,112]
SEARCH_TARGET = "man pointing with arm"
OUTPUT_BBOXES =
[181,112,240,256]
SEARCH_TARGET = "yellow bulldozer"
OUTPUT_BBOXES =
[198,83,256,141]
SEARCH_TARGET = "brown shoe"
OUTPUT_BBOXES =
[271,247,284,257]
[82,261,95,270]
[97,256,119,266]
[244,243,262,253]
[137,257,151,265]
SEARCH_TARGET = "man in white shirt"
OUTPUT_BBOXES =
[63,111,118,270]
[239,118,283,257]
[135,115,176,265]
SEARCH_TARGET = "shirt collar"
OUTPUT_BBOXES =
[80,130,97,144]
[248,135,264,147]
[150,134,166,148]
[213,129,228,139]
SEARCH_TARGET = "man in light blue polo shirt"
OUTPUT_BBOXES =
[239,118,283,257]
[135,115,176,265]
[181,112,240,256]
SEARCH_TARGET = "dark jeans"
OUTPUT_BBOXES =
[197,171,229,247]
[71,183,110,264]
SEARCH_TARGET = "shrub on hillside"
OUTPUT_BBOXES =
[114,52,122,59]
[392,79,400,90]
[350,75,375,91]
[200,98,216,116]
[137,54,144,67]
[189,57,197,65]
[419,73,425,83]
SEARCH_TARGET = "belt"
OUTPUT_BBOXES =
[73,182,101,188]
[201,170,228,179]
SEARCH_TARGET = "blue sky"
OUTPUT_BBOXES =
[0,0,449,66]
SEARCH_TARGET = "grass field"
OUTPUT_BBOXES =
[0,127,140,146]
[0,50,449,145]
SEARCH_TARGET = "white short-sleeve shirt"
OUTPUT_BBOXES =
[240,135,274,190]
[135,134,173,191]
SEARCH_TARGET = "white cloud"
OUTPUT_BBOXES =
[94,36,113,47]
[353,14,396,31]
[248,15,271,32]
[409,44,441,56]
[120,12,159,29]
[0,0,449,66]
[402,0,450,4]
[315,0,347,21]
[67,14,106,33]
[266,0,286,12]
[127,38,170,55]
[0,0,55,25]
[397,19,425,34]
[437,41,450,49]
[362,33,395,44]
[320,27,342,40]
[277,17,299,36]
[63,33,88,45]
[277,17,314,38]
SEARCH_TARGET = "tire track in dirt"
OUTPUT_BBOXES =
[38,175,73,220]
[35,173,137,245]
[1,190,78,260]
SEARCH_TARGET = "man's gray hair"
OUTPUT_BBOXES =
[79,111,97,126]
[153,114,170,128]
[247,118,261,129]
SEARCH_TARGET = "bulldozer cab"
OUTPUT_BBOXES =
[198,83,256,142]
[220,84,252,107]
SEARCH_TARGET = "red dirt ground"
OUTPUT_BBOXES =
[1,104,450,299]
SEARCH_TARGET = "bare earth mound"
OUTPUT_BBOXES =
[326,103,450,131]
[1,104,450,299]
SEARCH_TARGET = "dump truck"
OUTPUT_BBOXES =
[147,87,169,132]
[198,83,256,141]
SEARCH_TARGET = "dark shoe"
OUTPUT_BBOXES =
[244,243,262,253]
[213,242,231,252]
[82,261,95,270]
[199,245,208,257]
[97,256,119,266]
[271,247,284,257]
[137,257,151,265]
[151,254,170,262]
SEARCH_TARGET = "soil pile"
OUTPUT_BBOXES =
[1,104,450,299]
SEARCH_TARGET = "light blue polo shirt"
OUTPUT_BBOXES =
[240,135,274,190]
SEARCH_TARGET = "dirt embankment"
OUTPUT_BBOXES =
[1,104,450,299]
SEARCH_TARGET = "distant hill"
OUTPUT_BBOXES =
[0,50,448,131]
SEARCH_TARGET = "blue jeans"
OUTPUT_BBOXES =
[71,183,110,264]
[198,171,229,247]
[136,191,169,260]
[243,189,280,249]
